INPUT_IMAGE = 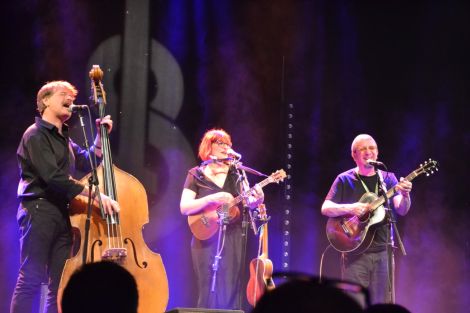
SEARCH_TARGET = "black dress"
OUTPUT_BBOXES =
[183,166,243,310]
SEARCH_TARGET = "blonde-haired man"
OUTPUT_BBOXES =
[10,81,120,313]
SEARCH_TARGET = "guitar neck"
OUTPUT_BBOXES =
[371,170,420,209]
[261,223,268,257]
[228,176,274,208]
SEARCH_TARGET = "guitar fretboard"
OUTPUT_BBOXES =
[217,176,275,213]
[371,170,420,209]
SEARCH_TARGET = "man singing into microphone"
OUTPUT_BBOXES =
[10,81,120,313]
[321,134,412,305]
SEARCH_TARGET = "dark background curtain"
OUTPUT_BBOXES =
[0,1,468,312]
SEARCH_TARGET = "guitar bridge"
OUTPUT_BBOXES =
[341,222,352,237]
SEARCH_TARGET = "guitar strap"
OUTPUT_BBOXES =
[355,169,391,250]
[354,168,378,194]
[354,168,388,195]
[377,170,388,195]
[352,169,389,249]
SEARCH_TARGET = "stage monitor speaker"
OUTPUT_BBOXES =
[165,308,244,313]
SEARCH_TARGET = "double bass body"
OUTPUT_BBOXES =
[59,165,169,313]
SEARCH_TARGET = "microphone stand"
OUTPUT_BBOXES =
[234,161,267,237]
[209,159,236,294]
[207,156,266,309]
[76,108,104,264]
[231,159,266,309]
[235,162,251,310]
[210,219,228,294]
[375,167,406,304]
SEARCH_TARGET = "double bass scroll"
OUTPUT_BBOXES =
[58,65,169,313]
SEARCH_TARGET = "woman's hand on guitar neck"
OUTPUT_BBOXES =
[246,184,264,209]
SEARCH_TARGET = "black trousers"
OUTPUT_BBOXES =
[10,199,72,313]
[191,224,243,310]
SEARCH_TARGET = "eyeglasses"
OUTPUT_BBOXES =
[213,140,231,148]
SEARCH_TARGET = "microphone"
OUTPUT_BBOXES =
[366,159,385,168]
[67,104,88,112]
[227,148,242,159]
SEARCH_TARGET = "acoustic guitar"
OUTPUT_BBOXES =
[188,169,286,240]
[246,203,275,306]
[326,159,438,253]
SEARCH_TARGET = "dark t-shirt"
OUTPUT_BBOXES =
[325,168,399,252]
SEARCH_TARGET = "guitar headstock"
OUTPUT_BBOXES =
[268,169,287,184]
[415,159,439,177]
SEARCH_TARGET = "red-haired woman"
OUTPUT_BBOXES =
[180,128,263,310]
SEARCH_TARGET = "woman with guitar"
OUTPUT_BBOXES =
[180,128,264,310]
[321,134,413,305]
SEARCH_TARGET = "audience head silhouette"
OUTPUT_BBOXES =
[61,261,138,313]
[365,303,411,313]
[250,275,364,313]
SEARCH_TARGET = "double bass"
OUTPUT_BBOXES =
[58,65,169,313]
[246,204,275,306]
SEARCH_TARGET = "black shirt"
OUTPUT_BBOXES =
[17,117,97,207]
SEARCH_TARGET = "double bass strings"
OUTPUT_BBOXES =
[100,121,125,255]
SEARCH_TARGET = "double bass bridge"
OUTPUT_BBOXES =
[102,248,128,261]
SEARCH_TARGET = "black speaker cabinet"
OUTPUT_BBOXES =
[166,308,244,313]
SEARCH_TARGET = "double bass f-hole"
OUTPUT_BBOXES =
[123,237,148,268]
